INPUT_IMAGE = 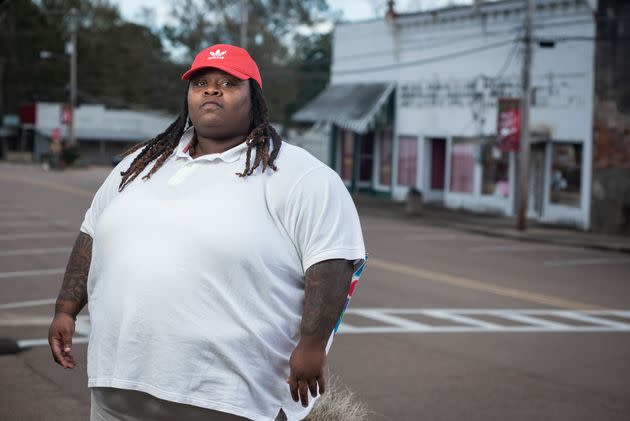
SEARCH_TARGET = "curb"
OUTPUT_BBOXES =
[357,207,630,255]
[443,221,630,254]
[0,338,22,355]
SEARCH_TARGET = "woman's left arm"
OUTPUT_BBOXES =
[286,258,355,408]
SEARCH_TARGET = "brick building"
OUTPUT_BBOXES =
[591,0,630,234]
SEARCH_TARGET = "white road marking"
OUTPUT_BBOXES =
[4,314,88,349]
[0,220,69,228]
[0,211,44,218]
[0,247,72,257]
[543,258,630,267]
[350,308,431,329]
[491,312,569,329]
[0,268,65,279]
[422,309,501,329]
[0,298,56,309]
[1,315,90,349]
[0,232,76,240]
[547,310,630,328]
[75,317,91,335]
[10,309,630,349]
[17,337,89,348]
[0,316,55,326]
[339,308,630,333]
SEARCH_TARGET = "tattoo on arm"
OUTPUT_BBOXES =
[54,232,93,319]
[300,259,354,339]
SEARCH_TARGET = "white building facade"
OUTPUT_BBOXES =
[295,0,596,229]
[30,103,174,164]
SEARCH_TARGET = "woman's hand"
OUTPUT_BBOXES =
[48,312,77,369]
[286,336,328,407]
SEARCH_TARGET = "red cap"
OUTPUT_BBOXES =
[181,44,262,89]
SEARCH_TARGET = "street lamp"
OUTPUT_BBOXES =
[37,8,78,149]
[39,51,55,60]
[67,8,78,147]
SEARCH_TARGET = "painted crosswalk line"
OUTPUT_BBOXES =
[338,308,630,333]
[5,309,630,350]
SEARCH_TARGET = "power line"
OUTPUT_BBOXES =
[536,35,630,42]
[332,39,515,75]
[493,36,521,80]
[331,14,629,63]
[334,29,518,62]
[334,14,630,62]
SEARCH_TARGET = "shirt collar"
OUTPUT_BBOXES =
[174,126,248,163]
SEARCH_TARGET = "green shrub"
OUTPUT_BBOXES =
[61,144,81,166]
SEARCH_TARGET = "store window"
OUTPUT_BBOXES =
[379,128,393,187]
[340,129,354,182]
[450,138,476,194]
[397,136,417,187]
[481,143,510,198]
[550,143,582,207]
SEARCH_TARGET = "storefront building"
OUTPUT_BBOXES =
[16,102,174,165]
[294,0,597,230]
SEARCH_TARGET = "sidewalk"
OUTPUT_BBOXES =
[353,194,630,254]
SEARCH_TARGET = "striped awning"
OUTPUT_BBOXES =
[292,83,395,134]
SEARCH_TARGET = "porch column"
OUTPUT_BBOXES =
[351,132,360,193]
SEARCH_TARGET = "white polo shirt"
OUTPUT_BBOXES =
[81,127,366,421]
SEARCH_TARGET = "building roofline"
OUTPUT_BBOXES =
[335,0,590,28]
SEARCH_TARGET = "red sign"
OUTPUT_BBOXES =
[61,105,73,124]
[51,128,61,142]
[497,98,521,152]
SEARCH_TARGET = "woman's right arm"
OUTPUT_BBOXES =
[48,232,93,369]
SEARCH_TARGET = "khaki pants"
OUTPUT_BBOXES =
[90,387,250,421]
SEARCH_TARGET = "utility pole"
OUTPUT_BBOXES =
[68,8,78,147]
[240,0,248,49]
[516,0,533,231]
[0,57,5,124]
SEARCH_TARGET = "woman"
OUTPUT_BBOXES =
[48,44,366,421]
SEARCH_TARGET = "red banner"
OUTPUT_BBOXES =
[497,98,521,152]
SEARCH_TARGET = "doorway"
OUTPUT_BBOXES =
[529,143,547,217]
[358,132,374,187]
[424,137,447,202]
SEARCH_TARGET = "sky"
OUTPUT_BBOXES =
[111,0,475,62]
[114,0,474,29]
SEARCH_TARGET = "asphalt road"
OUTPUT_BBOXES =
[1,162,629,421]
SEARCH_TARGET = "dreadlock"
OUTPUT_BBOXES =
[118,79,282,192]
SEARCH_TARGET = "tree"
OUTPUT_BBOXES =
[0,0,68,111]
[284,31,331,124]
[1,0,185,114]
[0,0,333,119]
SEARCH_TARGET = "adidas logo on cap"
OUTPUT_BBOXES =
[208,49,226,60]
